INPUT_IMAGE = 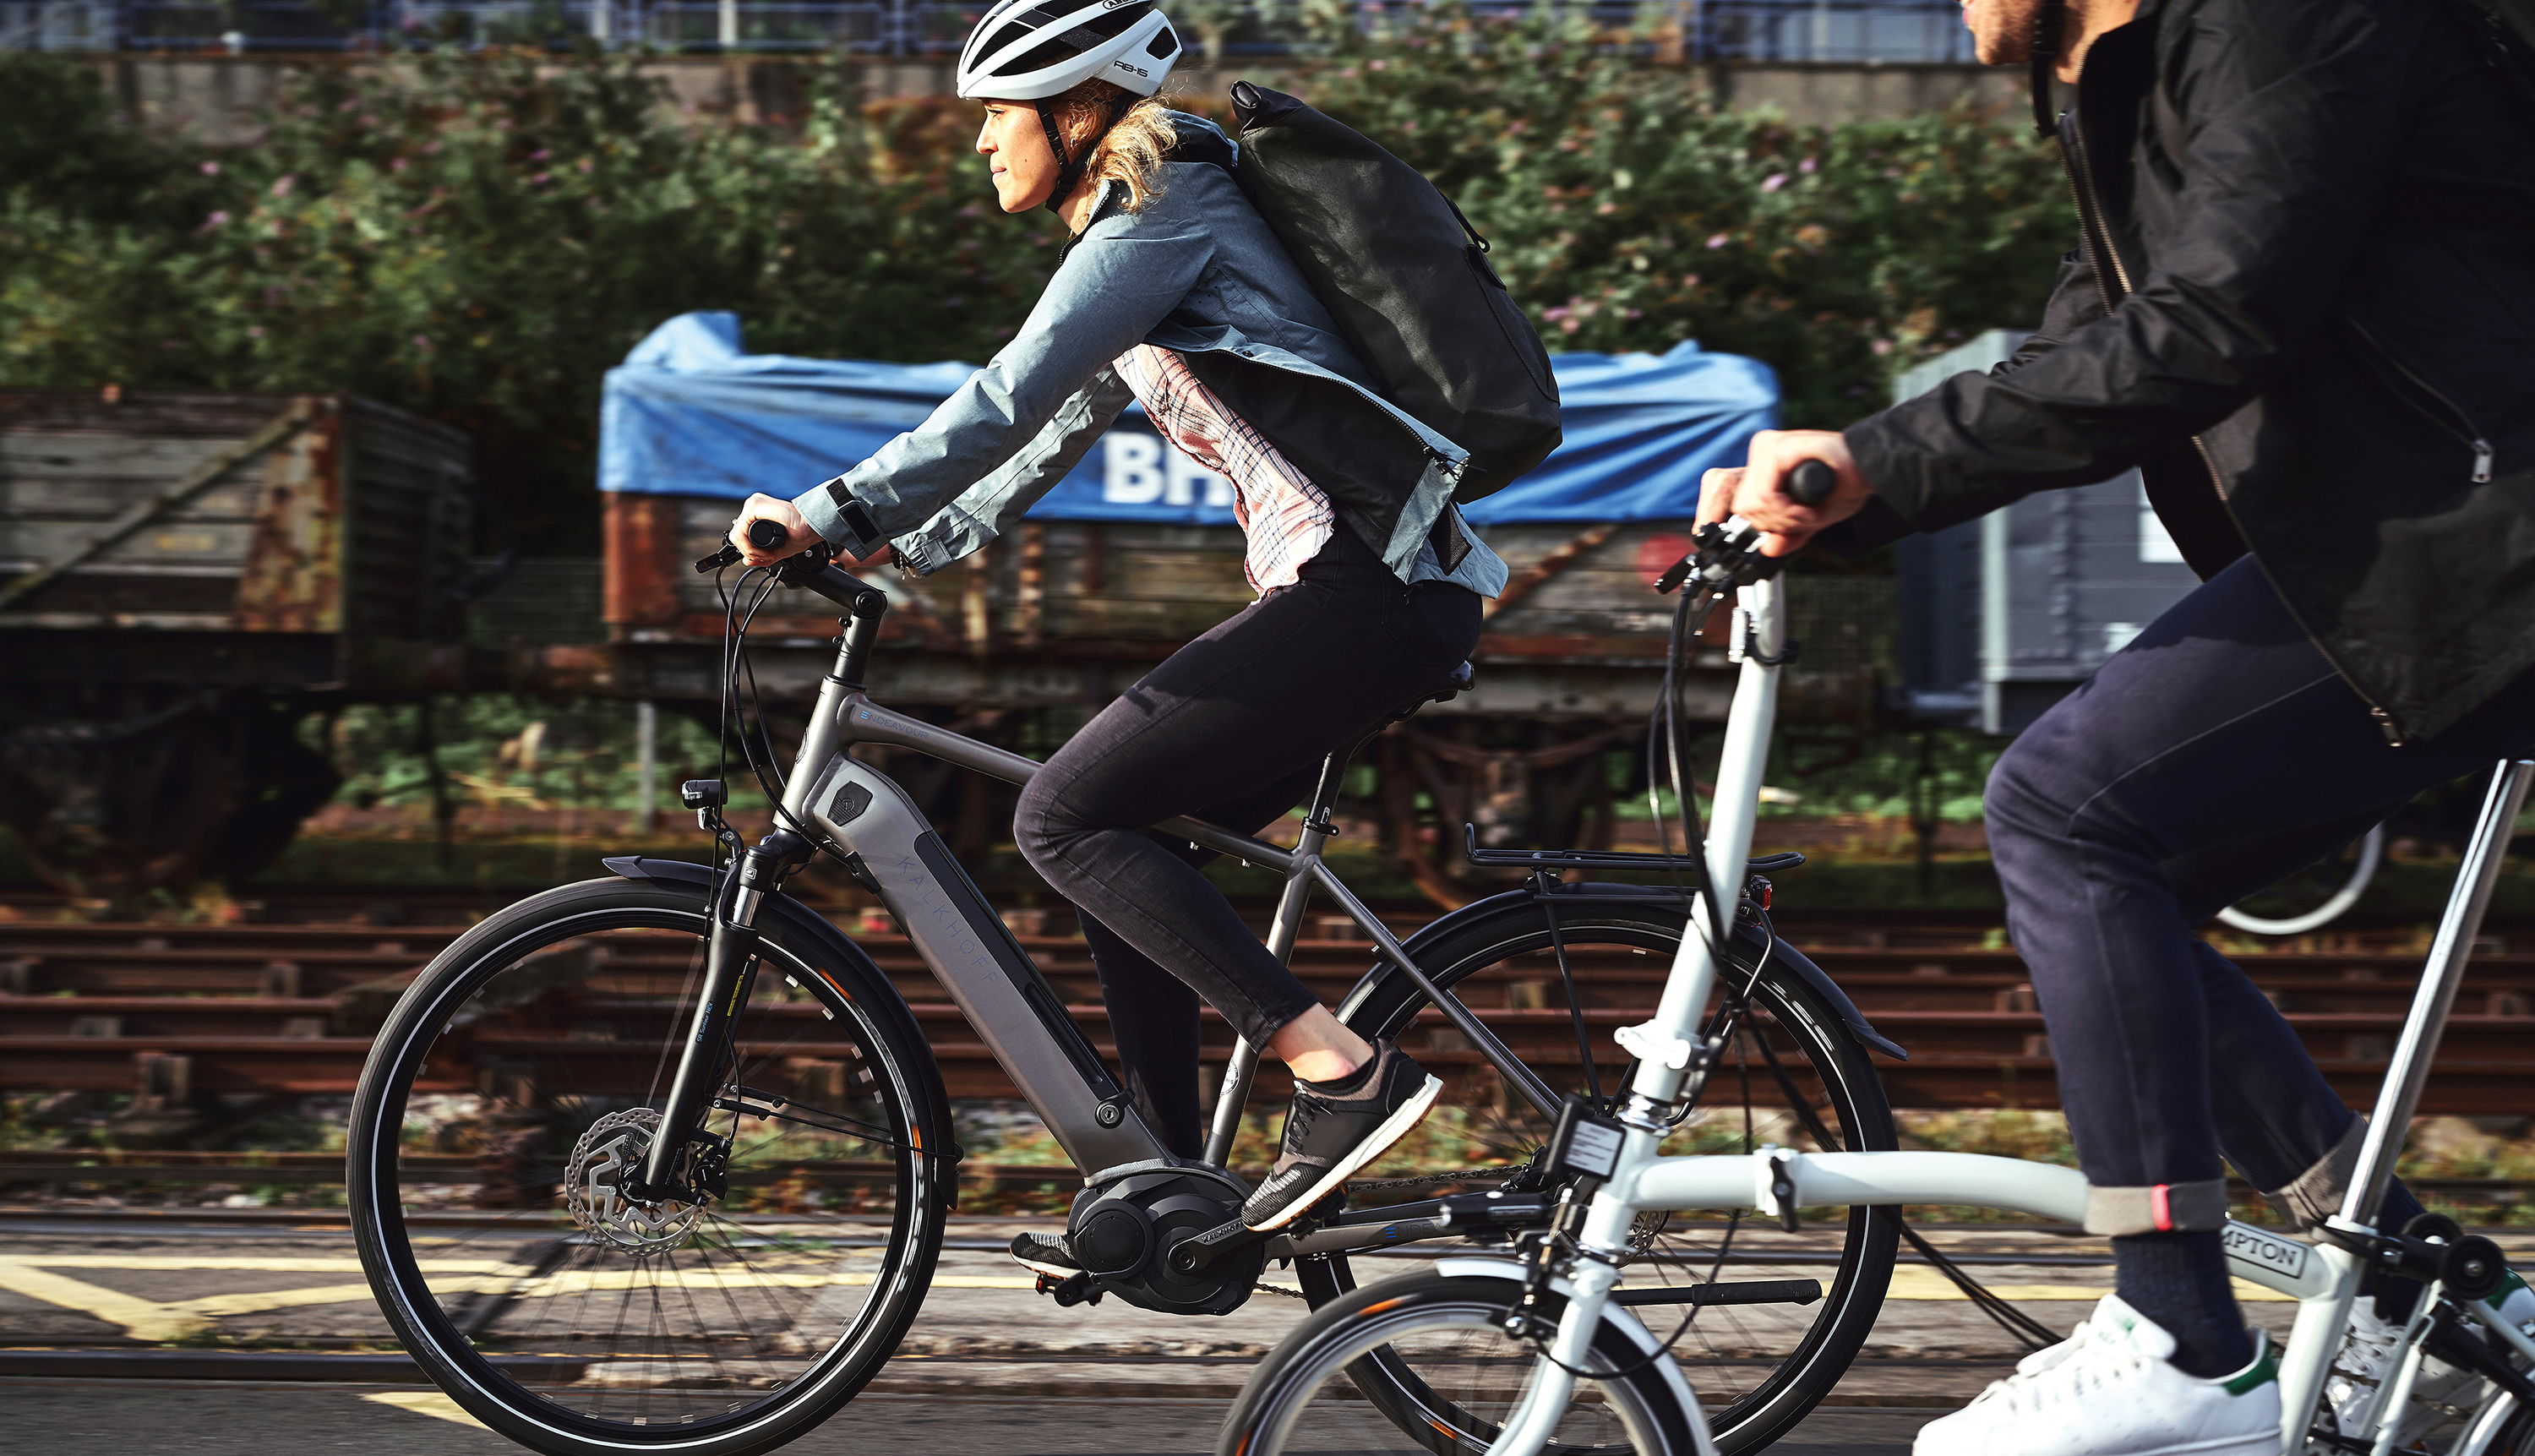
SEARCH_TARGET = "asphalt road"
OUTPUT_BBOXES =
[0,1380,1933,1454]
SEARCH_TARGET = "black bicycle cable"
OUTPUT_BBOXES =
[1519,564,1753,1382]
[1738,906,2058,1354]
[714,556,883,879]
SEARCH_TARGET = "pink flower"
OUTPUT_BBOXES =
[412,334,432,351]
[1800,156,1817,173]
[1704,233,1727,249]
[1761,172,1785,191]
[199,210,230,231]
[270,173,295,197]
[200,161,221,175]
[531,172,551,185]
[247,325,265,338]
[577,155,593,173]
[1560,317,1581,335]
[1872,339,1894,356]
[1369,57,1387,69]
[530,148,550,161]
[390,156,407,172]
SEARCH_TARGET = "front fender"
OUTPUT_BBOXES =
[1422,1256,1712,1446]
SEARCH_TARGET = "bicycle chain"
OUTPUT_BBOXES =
[1342,1167,1520,1194]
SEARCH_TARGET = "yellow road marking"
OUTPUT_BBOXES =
[363,1392,488,1429]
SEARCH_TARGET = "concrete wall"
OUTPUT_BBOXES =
[96,52,2021,145]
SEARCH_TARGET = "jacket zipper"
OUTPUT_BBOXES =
[2344,318,2499,484]
[2057,106,2414,744]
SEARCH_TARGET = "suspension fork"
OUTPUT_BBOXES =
[636,827,810,1200]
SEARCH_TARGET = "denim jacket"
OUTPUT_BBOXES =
[792,117,1506,597]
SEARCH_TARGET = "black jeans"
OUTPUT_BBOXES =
[1013,526,1484,1157]
[1987,556,2535,1235]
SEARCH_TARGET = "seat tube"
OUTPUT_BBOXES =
[1202,750,1344,1167]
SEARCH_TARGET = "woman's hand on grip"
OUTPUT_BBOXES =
[729,494,819,567]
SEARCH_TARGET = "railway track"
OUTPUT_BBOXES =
[4,910,2532,1115]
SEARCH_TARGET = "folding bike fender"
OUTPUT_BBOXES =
[1423,1256,1715,1453]
[599,855,961,1165]
[1335,882,1907,1062]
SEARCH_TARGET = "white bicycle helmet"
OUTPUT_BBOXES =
[955,0,1180,101]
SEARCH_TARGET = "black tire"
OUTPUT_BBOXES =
[1220,1269,1704,1456]
[347,876,953,1456]
[1311,890,1899,1454]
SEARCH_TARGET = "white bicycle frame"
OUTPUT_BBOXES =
[1485,570,2535,1456]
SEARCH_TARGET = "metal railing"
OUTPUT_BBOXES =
[10,0,1974,60]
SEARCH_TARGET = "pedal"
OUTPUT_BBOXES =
[1045,1270,1103,1307]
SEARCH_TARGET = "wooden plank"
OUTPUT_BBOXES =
[0,475,266,522]
[0,436,275,483]
[0,521,257,567]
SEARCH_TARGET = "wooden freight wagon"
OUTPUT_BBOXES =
[0,389,479,891]
[602,493,1887,903]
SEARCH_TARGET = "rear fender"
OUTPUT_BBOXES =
[1344,881,1907,1063]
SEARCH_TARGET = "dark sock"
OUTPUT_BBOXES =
[1300,1048,1380,1097]
[2371,1179,2432,1322]
[2114,1230,2254,1378]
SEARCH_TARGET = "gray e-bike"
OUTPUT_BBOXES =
[347,528,1909,1456]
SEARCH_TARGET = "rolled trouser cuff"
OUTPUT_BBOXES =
[2084,1179,2231,1235]
[2263,1117,2369,1232]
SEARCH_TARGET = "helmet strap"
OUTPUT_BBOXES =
[2030,0,2067,137]
[1033,92,1134,219]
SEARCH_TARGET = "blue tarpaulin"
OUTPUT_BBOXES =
[598,312,1777,525]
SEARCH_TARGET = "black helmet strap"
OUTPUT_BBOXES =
[1033,91,1135,217]
[2030,0,2068,137]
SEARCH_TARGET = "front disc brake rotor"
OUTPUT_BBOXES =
[564,1107,707,1254]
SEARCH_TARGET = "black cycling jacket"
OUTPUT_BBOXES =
[1840,0,2535,743]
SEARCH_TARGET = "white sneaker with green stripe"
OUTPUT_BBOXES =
[2327,1268,2535,1448]
[1911,1295,2278,1455]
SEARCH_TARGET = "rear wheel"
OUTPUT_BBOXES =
[347,876,952,1456]
[1311,889,1900,1454]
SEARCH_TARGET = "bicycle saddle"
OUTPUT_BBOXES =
[1383,661,1475,725]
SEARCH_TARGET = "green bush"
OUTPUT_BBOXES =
[0,17,2066,546]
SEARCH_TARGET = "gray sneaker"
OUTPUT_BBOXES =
[1242,1041,1442,1231]
[1009,1230,1081,1281]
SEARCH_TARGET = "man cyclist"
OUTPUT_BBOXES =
[1698,0,2535,1447]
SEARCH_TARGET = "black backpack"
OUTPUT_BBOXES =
[1221,81,1560,504]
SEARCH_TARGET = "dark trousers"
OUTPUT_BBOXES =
[1986,556,2535,1233]
[1013,526,1483,1157]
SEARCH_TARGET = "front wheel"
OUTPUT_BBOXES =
[346,876,954,1456]
[1220,1268,1708,1456]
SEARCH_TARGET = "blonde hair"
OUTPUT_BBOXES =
[1046,79,1179,212]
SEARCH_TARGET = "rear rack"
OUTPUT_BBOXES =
[1461,825,1804,874]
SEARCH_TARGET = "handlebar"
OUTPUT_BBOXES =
[694,517,797,575]
[1655,456,1840,595]
[1784,458,1837,506]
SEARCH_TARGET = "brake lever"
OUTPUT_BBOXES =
[1654,519,1784,595]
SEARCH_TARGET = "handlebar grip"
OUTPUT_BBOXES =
[747,518,790,550]
[1784,459,1838,507]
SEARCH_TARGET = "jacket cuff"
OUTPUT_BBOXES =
[1840,417,1939,532]
[891,533,949,577]
[793,475,888,558]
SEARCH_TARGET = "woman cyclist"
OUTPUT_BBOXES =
[725,0,1507,1247]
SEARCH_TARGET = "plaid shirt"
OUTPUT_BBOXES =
[1115,343,1335,594]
